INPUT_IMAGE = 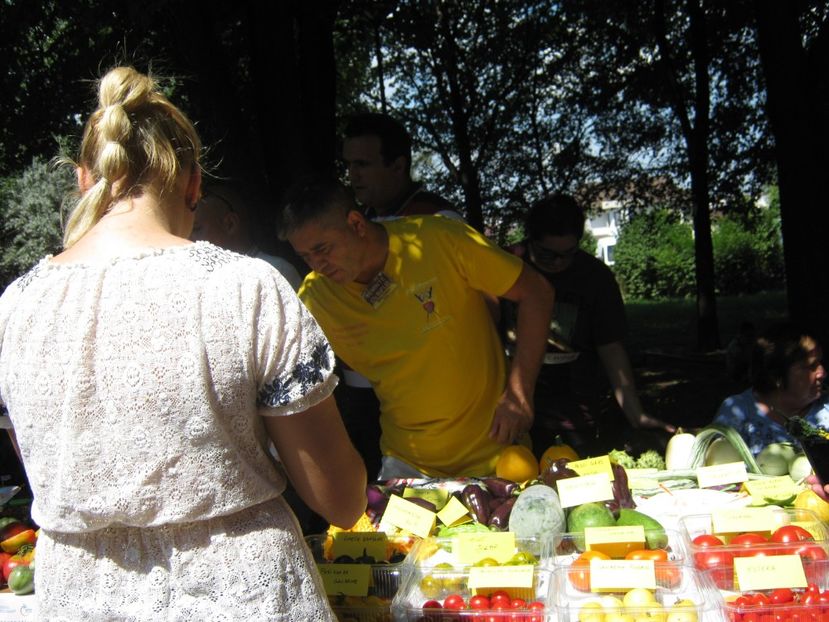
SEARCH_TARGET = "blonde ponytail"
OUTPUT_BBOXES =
[62,66,201,248]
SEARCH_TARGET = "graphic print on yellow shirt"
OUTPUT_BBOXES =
[299,216,523,476]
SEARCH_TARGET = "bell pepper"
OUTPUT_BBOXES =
[0,528,37,554]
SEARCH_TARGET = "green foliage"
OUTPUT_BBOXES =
[613,210,695,299]
[0,157,71,289]
[580,229,598,257]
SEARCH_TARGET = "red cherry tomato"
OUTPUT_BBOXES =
[732,533,769,546]
[528,601,546,622]
[750,593,771,607]
[469,595,491,610]
[693,534,726,547]
[770,588,795,604]
[444,594,466,610]
[794,544,828,562]
[733,595,752,608]
[422,599,443,609]
[625,549,669,561]
[490,592,511,609]
[511,597,528,609]
[770,526,814,544]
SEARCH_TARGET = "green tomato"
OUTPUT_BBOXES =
[8,564,34,595]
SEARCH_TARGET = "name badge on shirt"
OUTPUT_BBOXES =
[362,271,396,308]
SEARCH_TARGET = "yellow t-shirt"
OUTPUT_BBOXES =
[299,216,523,477]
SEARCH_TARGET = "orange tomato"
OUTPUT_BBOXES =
[568,550,610,591]
[624,549,669,561]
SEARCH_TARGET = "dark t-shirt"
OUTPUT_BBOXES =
[502,245,626,429]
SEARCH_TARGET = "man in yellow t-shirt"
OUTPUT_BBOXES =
[278,179,554,478]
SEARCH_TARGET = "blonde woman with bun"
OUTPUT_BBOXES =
[0,66,366,620]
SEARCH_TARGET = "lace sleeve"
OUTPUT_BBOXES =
[253,270,337,416]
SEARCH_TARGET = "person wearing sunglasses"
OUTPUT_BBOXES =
[501,193,675,458]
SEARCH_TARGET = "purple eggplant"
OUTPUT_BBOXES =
[366,485,389,516]
[487,497,516,530]
[483,477,518,499]
[461,484,492,524]
[609,462,635,510]
[540,457,578,490]
[404,496,437,513]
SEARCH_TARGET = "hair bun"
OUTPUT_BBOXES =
[98,66,155,111]
[100,104,131,144]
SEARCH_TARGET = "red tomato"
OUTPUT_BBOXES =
[469,595,491,610]
[694,547,735,570]
[732,533,768,546]
[734,596,752,608]
[770,588,795,604]
[528,601,546,622]
[750,593,771,607]
[694,534,726,547]
[1,554,29,582]
[511,598,528,609]
[422,600,442,609]
[770,526,814,544]
[444,594,466,610]
[795,544,828,562]
[490,592,512,609]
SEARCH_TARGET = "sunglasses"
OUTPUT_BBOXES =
[529,240,579,263]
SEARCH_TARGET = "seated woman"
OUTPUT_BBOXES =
[713,322,828,455]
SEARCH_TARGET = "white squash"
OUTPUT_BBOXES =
[756,445,792,476]
[704,437,743,466]
[665,428,696,470]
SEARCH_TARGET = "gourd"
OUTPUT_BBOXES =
[664,428,696,471]
[788,454,813,481]
[508,484,565,541]
[756,443,797,476]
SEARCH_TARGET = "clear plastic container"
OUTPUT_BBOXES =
[305,532,417,620]
[552,563,722,622]
[705,559,829,622]
[408,533,554,570]
[551,528,688,565]
[391,563,554,621]
[679,508,829,571]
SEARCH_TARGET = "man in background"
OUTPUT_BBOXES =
[502,193,675,457]
[191,182,302,290]
[342,112,462,221]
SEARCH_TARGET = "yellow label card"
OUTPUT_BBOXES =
[468,564,534,589]
[696,461,748,488]
[744,477,796,503]
[379,494,436,538]
[624,468,659,477]
[585,526,646,558]
[590,559,656,592]
[570,455,615,480]
[557,473,614,508]
[711,507,775,534]
[734,555,807,591]
[331,531,388,561]
[437,495,471,526]
[455,532,516,565]
[403,487,449,510]
[318,564,371,596]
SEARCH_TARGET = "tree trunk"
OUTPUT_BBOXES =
[755,1,829,348]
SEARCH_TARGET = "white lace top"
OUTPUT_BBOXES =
[0,242,337,532]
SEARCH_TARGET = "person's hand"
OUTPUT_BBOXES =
[630,413,676,435]
[489,390,533,445]
[806,474,829,501]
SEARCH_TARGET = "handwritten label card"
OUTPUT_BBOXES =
[557,473,614,508]
[585,525,646,558]
[455,532,516,565]
[379,494,436,538]
[403,487,449,510]
[734,555,807,591]
[590,559,656,592]
[744,477,796,503]
[711,507,775,535]
[696,461,748,488]
[331,531,388,561]
[437,495,472,526]
[318,564,371,596]
[569,455,615,481]
[468,564,534,589]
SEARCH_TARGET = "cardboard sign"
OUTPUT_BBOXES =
[589,559,656,592]
[557,473,614,508]
[437,495,472,527]
[455,532,516,565]
[711,507,775,535]
[734,555,808,591]
[468,564,535,589]
[331,531,388,561]
[569,455,615,481]
[318,564,371,596]
[585,525,646,558]
[379,494,436,538]
[696,461,748,488]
